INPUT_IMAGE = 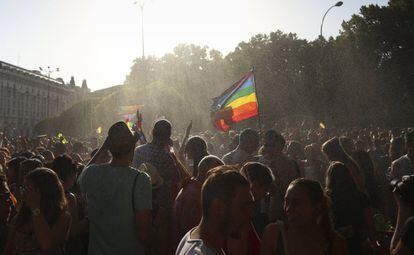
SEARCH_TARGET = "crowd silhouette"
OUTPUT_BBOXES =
[0,121,413,255]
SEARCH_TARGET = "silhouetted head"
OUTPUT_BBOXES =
[389,136,404,161]
[405,129,414,150]
[197,155,224,181]
[339,137,354,155]
[322,137,348,162]
[241,162,274,201]
[185,136,208,160]
[17,167,67,227]
[107,121,138,160]
[238,129,259,154]
[201,168,253,234]
[152,119,172,145]
[285,178,333,238]
[263,130,285,153]
[52,154,77,190]
[287,141,305,160]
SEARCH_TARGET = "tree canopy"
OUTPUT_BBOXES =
[35,0,414,135]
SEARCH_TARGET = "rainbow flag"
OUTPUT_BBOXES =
[211,71,259,131]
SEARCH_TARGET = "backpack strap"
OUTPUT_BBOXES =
[132,172,140,212]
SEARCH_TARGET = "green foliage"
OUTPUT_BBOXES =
[34,99,99,137]
[38,1,414,134]
[125,4,414,129]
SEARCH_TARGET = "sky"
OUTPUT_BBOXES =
[0,0,389,91]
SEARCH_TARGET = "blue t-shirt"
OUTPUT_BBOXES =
[78,164,152,255]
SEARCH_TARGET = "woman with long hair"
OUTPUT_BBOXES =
[322,137,365,192]
[52,155,88,255]
[326,162,376,255]
[261,178,348,255]
[3,168,71,255]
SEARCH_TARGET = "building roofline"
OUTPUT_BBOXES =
[0,60,64,85]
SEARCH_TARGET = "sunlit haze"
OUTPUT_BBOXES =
[0,0,388,91]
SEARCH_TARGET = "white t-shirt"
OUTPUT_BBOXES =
[175,228,226,255]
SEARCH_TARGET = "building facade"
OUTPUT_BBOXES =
[0,61,89,136]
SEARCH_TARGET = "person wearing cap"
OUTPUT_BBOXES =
[78,121,152,255]
[222,128,259,165]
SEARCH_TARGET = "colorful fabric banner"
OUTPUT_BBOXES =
[211,72,259,131]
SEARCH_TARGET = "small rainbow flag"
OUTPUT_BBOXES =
[211,71,259,131]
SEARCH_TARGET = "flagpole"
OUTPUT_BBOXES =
[251,67,263,135]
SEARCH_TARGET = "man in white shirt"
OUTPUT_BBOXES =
[176,167,254,255]
[222,129,259,165]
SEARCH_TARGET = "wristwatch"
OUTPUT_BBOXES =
[32,208,41,216]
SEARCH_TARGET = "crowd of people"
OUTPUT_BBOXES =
[0,119,413,255]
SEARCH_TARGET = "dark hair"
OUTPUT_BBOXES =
[185,136,209,176]
[6,157,26,181]
[240,162,274,185]
[325,162,364,228]
[351,151,381,208]
[390,136,404,151]
[339,137,354,155]
[52,142,67,157]
[197,155,224,177]
[19,159,43,184]
[239,129,259,145]
[185,136,208,155]
[15,168,67,227]
[322,137,347,161]
[201,169,249,217]
[287,141,304,159]
[52,154,77,182]
[264,130,285,148]
[31,154,46,164]
[326,162,359,195]
[19,151,35,159]
[152,119,172,141]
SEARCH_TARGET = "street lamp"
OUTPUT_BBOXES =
[39,66,60,78]
[134,0,145,59]
[320,1,343,38]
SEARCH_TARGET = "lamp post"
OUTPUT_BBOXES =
[134,1,145,59]
[39,66,60,78]
[320,1,343,38]
[319,1,342,126]
[38,66,59,117]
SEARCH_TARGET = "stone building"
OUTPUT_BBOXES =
[0,61,89,136]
